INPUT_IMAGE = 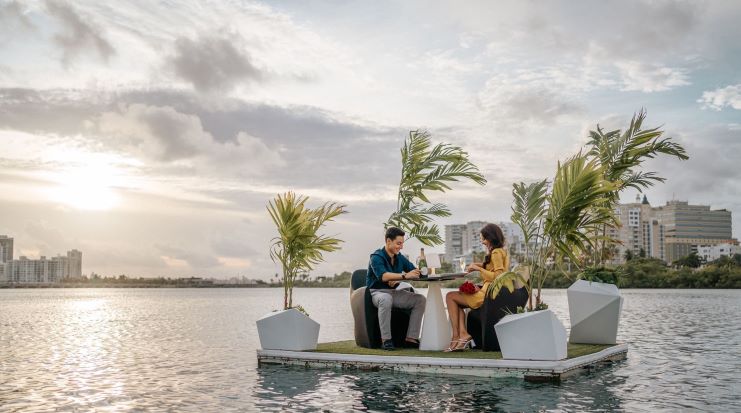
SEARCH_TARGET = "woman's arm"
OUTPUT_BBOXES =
[468,251,505,281]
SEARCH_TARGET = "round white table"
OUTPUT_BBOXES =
[415,273,466,351]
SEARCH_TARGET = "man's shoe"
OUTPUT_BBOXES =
[382,340,395,351]
[404,339,420,349]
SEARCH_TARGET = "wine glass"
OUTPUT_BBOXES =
[458,257,466,273]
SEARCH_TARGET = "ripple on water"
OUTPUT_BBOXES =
[1,288,740,412]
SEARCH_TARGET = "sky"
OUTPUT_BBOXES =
[1,0,740,280]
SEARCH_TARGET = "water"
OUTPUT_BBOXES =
[1,288,739,412]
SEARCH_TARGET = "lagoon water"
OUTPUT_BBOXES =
[1,288,739,412]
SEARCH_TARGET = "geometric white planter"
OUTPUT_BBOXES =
[256,308,320,351]
[567,279,623,345]
[494,309,568,361]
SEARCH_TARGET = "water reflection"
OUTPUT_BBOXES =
[255,364,628,412]
[1,288,739,411]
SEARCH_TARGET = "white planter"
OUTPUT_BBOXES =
[256,308,320,351]
[567,279,623,345]
[494,309,567,361]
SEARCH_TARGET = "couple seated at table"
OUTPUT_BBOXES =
[366,223,513,352]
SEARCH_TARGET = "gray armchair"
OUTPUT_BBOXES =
[349,269,412,348]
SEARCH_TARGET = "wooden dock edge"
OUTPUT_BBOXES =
[257,343,628,382]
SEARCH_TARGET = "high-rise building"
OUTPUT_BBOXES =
[67,249,82,278]
[444,224,466,263]
[0,235,13,263]
[0,236,83,283]
[611,196,736,264]
[657,200,734,263]
[462,221,488,256]
[2,256,68,283]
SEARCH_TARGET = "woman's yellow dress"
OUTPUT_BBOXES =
[462,248,511,310]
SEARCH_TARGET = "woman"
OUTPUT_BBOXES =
[444,223,510,352]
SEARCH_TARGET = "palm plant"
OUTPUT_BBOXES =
[510,154,617,309]
[585,109,688,264]
[386,130,486,245]
[267,192,347,310]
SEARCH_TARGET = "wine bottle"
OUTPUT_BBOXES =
[417,248,428,276]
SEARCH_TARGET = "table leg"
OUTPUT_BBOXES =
[419,283,452,351]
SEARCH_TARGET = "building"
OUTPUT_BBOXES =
[656,200,734,263]
[697,243,741,262]
[462,220,488,256]
[611,196,736,264]
[444,224,466,264]
[66,249,82,278]
[2,256,68,283]
[0,235,13,263]
[0,244,83,284]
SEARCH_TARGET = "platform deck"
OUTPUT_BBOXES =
[257,341,628,382]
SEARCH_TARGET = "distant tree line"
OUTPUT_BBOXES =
[538,254,741,289]
[288,253,741,289]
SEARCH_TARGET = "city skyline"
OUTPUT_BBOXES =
[1,1,740,279]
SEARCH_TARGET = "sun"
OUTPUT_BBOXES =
[48,162,123,211]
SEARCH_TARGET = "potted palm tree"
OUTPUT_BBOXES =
[568,110,687,345]
[256,192,346,351]
[495,153,617,360]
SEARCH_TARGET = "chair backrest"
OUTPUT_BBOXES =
[350,269,367,292]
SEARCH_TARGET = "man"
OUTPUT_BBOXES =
[367,227,426,350]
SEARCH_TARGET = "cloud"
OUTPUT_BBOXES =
[210,231,259,258]
[645,125,740,205]
[156,244,220,268]
[616,61,690,92]
[476,72,583,127]
[96,103,209,161]
[698,84,741,110]
[0,1,34,32]
[0,87,400,191]
[46,1,115,65]
[169,34,262,92]
[94,103,286,178]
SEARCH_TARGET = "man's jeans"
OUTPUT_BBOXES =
[370,289,426,341]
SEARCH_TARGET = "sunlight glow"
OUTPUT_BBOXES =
[48,162,123,211]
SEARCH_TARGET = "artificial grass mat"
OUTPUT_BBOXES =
[314,340,612,360]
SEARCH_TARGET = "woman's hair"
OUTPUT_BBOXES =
[481,223,505,268]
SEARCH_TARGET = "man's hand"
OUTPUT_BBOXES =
[388,280,400,288]
[405,269,421,279]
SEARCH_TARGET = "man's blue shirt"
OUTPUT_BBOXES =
[366,247,416,289]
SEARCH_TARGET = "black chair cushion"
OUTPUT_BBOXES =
[350,269,367,292]
[363,288,412,348]
[467,287,529,351]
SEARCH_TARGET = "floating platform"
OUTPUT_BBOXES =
[257,340,628,382]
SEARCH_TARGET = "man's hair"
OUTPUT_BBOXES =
[385,227,405,241]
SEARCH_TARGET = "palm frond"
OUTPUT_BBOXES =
[267,192,347,309]
[388,129,486,245]
[510,179,548,246]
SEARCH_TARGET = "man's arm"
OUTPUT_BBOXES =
[386,255,420,281]
[371,254,420,282]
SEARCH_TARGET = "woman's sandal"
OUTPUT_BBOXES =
[452,337,475,351]
[443,339,463,352]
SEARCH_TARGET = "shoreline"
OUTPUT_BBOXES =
[1,284,739,289]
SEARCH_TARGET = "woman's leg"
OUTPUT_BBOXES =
[458,307,470,340]
[447,292,472,338]
[445,291,461,342]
